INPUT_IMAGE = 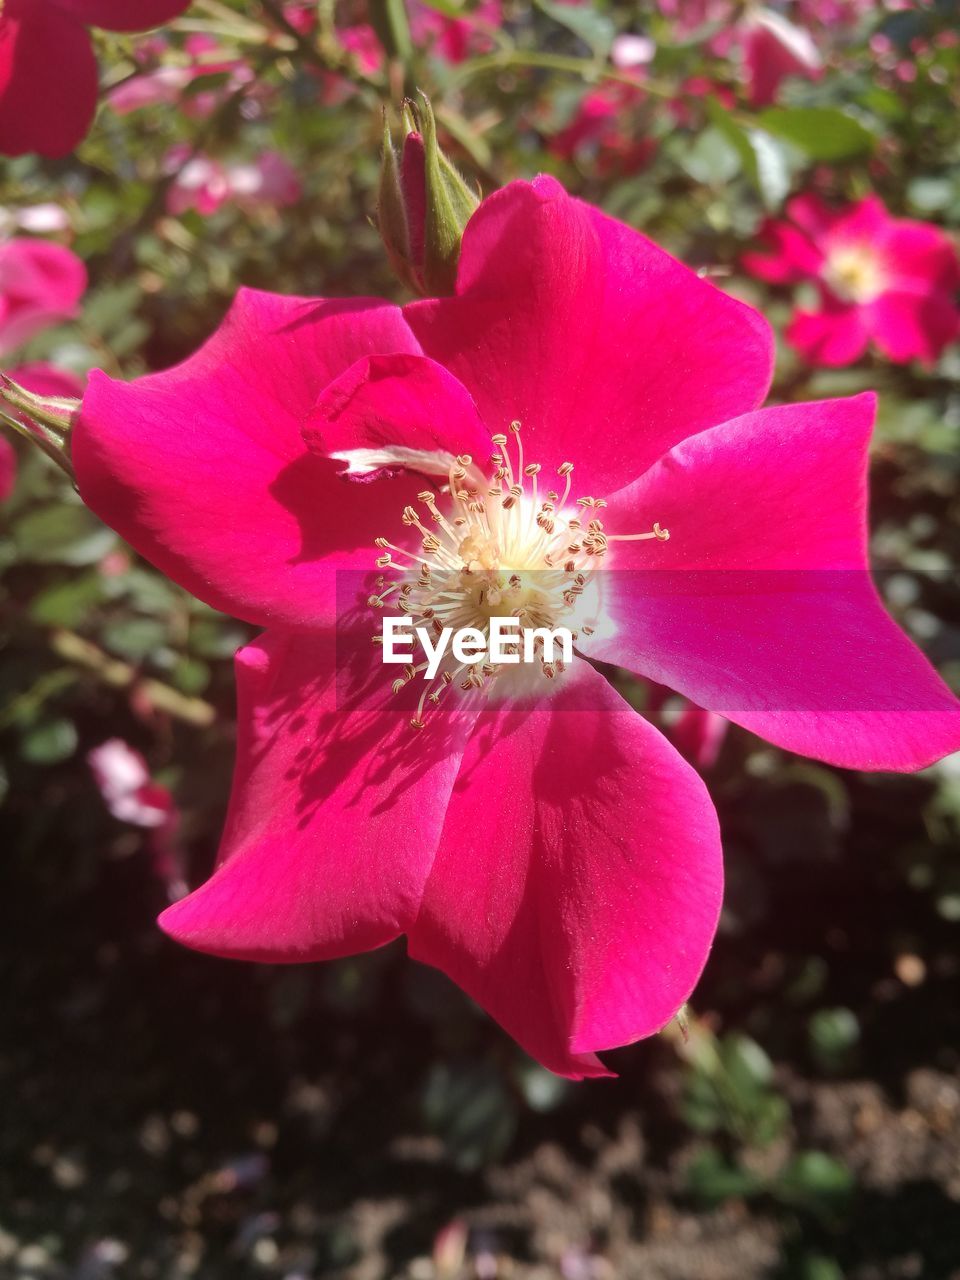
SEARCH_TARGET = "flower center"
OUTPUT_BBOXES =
[367,420,669,729]
[823,242,886,304]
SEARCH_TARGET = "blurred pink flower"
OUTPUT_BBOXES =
[409,0,501,63]
[743,193,960,365]
[656,1,823,105]
[88,739,187,901]
[741,9,823,106]
[0,0,192,158]
[0,203,71,236]
[165,149,301,217]
[109,34,255,119]
[0,237,86,358]
[340,23,383,73]
[549,83,654,176]
[611,34,656,70]
[73,179,960,1075]
[671,705,729,771]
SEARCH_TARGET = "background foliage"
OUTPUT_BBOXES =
[1,1,959,1276]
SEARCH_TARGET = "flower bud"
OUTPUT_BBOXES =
[377,93,479,296]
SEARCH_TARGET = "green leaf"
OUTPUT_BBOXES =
[537,0,615,59]
[29,574,105,628]
[101,618,170,663]
[776,1151,854,1208]
[13,504,115,566]
[686,1149,764,1206]
[679,127,742,185]
[20,717,78,764]
[422,1063,517,1172]
[809,1007,860,1072]
[758,106,875,162]
[705,101,792,208]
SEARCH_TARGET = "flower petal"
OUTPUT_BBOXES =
[0,7,97,159]
[73,289,424,627]
[160,627,476,962]
[302,353,491,478]
[742,220,824,284]
[50,0,192,32]
[8,361,85,399]
[588,395,960,771]
[405,177,773,494]
[787,302,869,366]
[0,238,87,355]
[408,661,723,1079]
[0,435,15,501]
[864,290,959,364]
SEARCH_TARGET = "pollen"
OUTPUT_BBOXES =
[368,422,670,728]
[823,241,887,304]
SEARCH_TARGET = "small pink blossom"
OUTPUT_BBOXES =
[409,0,501,63]
[0,203,71,236]
[165,149,302,217]
[656,1,823,106]
[740,8,823,106]
[611,34,656,70]
[0,237,86,358]
[743,193,960,366]
[73,179,960,1077]
[549,83,654,176]
[88,739,187,901]
[109,34,255,119]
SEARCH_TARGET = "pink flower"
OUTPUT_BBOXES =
[743,193,960,366]
[611,34,656,70]
[72,179,960,1077]
[0,203,71,236]
[0,238,87,358]
[88,738,187,901]
[655,2,822,106]
[740,9,823,107]
[0,0,192,159]
[549,83,654,176]
[409,0,501,63]
[165,149,301,217]
[109,34,254,119]
[671,705,729,771]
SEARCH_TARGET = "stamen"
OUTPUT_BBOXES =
[367,418,671,730]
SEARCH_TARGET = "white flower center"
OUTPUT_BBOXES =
[367,420,669,729]
[823,242,886,304]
